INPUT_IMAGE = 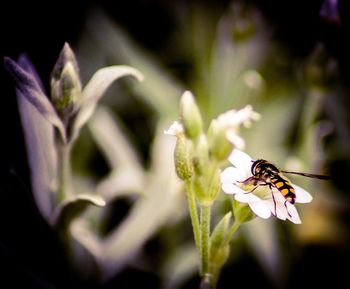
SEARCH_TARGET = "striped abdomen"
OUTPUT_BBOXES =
[270,174,296,204]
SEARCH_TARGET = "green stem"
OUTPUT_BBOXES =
[185,180,201,254]
[225,221,241,244]
[57,143,72,203]
[200,204,211,276]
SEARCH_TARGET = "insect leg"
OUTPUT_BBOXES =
[245,181,269,194]
[246,185,259,194]
[269,185,292,218]
[238,176,257,185]
[268,184,277,216]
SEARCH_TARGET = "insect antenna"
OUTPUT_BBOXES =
[281,171,332,180]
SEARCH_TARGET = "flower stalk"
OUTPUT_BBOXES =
[225,221,241,245]
[165,90,260,288]
[185,179,201,253]
[56,141,72,203]
[200,204,211,276]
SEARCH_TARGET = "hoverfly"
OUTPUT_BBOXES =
[245,159,331,216]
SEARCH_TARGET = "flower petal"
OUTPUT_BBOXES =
[215,105,260,128]
[228,149,253,177]
[4,56,66,143]
[72,65,144,142]
[286,203,301,224]
[226,131,245,149]
[235,192,262,203]
[231,183,271,219]
[293,184,313,203]
[221,167,247,183]
[265,198,288,220]
[222,183,246,195]
[164,121,184,136]
[248,201,271,219]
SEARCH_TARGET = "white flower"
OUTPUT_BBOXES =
[164,121,184,136]
[211,105,260,149]
[221,150,313,224]
[225,130,245,149]
[215,105,261,129]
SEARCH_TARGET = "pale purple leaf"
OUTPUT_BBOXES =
[4,57,67,143]
[17,90,57,221]
[51,193,105,228]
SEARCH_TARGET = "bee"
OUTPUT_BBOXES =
[246,159,331,216]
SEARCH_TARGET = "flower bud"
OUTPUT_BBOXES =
[232,200,255,223]
[207,120,233,161]
[180,91,203,139]
[193,163,221,205]
[174,135,194,180]
[192,175,206,203]
[193,134,209,175]
[51,43,82,121]
[206,166,221,201]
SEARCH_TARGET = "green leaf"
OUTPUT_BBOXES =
[232,199,256,223]
[210,212,232,258]
[209,212,232,286]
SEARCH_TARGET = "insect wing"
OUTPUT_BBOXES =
[292,183,313,203]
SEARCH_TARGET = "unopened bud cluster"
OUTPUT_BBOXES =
[51,43,82,123]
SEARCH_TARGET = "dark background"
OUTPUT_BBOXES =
[1,0,350,288]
